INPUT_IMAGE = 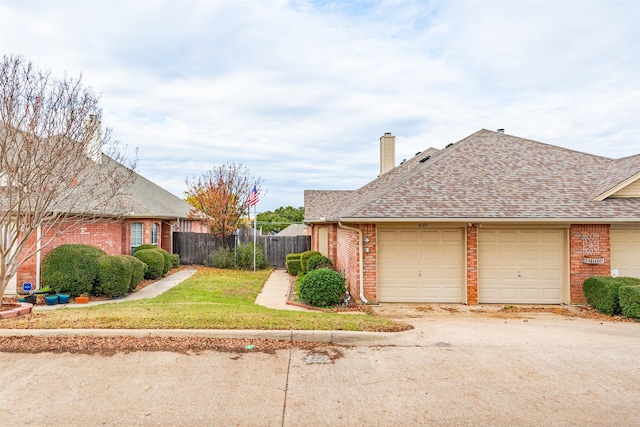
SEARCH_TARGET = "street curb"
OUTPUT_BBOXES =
[0,328,403,345]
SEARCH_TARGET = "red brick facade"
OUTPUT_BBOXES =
[13,217,204,291]
[569,224,611,304]
[319,222,615,305]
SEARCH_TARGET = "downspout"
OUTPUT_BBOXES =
[338,221,368,304]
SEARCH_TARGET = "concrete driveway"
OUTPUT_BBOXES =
[0,313,638,426]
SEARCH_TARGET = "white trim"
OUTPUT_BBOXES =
[594,171,640,201]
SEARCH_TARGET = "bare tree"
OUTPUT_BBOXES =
[0,54,136,300]
[185,163,263,240]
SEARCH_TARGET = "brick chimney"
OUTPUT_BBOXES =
[379,132,395,175]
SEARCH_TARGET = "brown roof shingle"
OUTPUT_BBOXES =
[305,129,640,222]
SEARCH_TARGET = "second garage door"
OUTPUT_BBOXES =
[611,225,640,278]
[378,228,464,303]
[478,229,565,304]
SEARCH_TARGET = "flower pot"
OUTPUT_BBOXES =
[45,295,58,305]
[74,296,89,304]
[57,294,70,304]
[24,295,36,304]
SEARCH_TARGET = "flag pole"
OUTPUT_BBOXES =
[253,202,257,272]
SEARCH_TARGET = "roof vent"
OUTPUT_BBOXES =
[497,128,505,133]
[419,155,430,163]
[445,143,454,148]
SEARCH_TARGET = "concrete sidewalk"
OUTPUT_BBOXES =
[33,268,198,311]
[254,269,311,311]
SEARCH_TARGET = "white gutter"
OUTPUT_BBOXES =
[338,221,368,304]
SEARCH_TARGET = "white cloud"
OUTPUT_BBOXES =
[1,0,638,211]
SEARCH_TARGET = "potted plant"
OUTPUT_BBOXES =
[57,293,71,304]
[74,294,89,304]
[44,294,58,305]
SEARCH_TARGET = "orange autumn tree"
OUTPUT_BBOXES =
[185,163,263,241]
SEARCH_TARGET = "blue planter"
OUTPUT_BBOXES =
[45,295,58,305]
[57,294,70,304]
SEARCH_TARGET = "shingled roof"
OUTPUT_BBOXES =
[304,129,640,222]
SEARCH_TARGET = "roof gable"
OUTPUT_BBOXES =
[592,154,640,200]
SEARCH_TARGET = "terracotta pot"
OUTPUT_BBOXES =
[74,296,89,304]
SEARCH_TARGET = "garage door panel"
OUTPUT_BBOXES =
[611,227,640,278]
[479,229,565,304]
[378,228,464,303]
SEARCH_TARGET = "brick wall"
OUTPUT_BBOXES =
[569,224,611,304]
[466,225,478,305]
[15,218,180,290]
[334,223,377,303]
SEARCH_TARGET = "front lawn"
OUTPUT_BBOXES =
[2,267,410,332]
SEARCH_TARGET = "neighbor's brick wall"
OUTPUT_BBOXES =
[569,224,611,304]
[17,219,124,288]
[466,225,478,305]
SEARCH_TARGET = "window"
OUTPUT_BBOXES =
[151,223,159,246]
[131,222,143,254]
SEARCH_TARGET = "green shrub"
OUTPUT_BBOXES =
[236,243,266,270]
[583,276,640,315]
[41,244,107,296]
[299,268,346,307]
[307,254,333,271]
[123,255,147,292]
[300,250,321,274]
[619,285,640,319]
[134,249,164,279]
[96,255,133,297]
[170,253,180,268]
[286,253,302,276]
[133,244,170,276]
[206,247,235,269]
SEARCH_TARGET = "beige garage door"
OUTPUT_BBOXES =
[611,225,640,278]
[378,228,464,303]
[479,229,565,304]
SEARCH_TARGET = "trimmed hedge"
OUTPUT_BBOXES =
[286,253,302,276]
[133,244,170,276]
[41,244,107,296]
[619,285,640,319]
[583,276,640,315]
[97,255,133,297]
[300,250,321,274]
[299,268,346,307]
[307,254,332,271]
[134,249,165,279]
[170,253,180,268]
[123,255,147,292]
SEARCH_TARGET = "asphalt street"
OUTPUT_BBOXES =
[1,314,638,427]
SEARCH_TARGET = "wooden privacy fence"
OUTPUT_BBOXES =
[173,232,311,269]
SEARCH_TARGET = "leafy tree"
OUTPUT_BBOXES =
[257,206,304,234]
[0,54,136,301]
[185,162,263,240]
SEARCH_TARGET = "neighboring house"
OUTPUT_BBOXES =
[11,155,207,294]
[304,130,640,305]
[276,223,310,236]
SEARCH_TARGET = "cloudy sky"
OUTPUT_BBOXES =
[1,0,639,212]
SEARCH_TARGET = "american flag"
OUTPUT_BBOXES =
[248,185,259,207]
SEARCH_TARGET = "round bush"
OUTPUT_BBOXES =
[300,250,321,274]
[170,253,180,268]
[133,244,170,276]
[134,249,164,279]
[123,255,147,292]
[41,244,107,296]
[299,268,346,307]
[306,254,333,271]
[96,255,133,297]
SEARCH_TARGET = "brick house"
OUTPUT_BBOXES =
[9,155,206,294]
[304,129,640,305]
